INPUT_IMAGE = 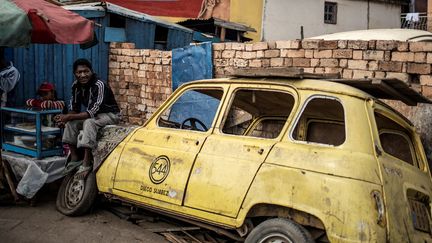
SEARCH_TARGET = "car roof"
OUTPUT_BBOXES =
[186,77,374,100]
[308,28,432,42]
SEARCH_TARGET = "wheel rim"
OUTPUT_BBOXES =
[258,233,293,243]
[65,177,85,208]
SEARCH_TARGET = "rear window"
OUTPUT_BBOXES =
[375,112,418,167]
[292,96,345,146]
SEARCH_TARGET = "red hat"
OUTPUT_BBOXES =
[38,83,55,92]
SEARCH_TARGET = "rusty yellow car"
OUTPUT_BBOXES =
[56,70,432,243]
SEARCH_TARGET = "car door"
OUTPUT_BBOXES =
[370,103,432,242]
[184,84,298,217]
[113,85,226,206]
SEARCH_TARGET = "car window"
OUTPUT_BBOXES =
[222,90,294,139]
[292,97,345,146]
[375,112,417,166]
[158,89,223,132]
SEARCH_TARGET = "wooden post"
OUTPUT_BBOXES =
[220,27,226,42]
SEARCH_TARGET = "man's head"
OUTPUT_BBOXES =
[73,58,94,85]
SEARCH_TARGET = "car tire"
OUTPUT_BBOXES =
[56,170,97,216]
[245,218,314,243]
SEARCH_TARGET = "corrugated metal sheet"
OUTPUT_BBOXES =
[11,16,109,106]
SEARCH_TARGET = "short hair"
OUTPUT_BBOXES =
[73,58,93,72]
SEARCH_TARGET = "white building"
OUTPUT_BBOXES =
[262,0,409,40]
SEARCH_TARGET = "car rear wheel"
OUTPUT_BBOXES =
[56,170,97,216]
[245,218,314,243]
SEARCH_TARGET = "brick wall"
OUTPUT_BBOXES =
[108,43,172,125]
[213,40,432,98]
[109,40,432,125]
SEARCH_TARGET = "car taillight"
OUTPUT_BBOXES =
[409,198,431,233]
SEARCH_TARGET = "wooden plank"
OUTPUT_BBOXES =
[232,67,304,77]
[149,226,201,233]
[371,79,416,106]
[1,160,19,202]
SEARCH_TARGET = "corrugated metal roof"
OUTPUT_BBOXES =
[105,2,193,32]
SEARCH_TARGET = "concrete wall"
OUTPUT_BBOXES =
[263,0,401,40]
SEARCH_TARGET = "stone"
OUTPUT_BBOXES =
[348,60,368,70]
[378,61,402,72]
[252,42,268,50]
[222,50,236,58]
[292,58,311,67]
[376,40,398,50]
[270,58,284,67]
[318,40,338,49]
[352,70,373,79]
[333,49,353,59]
[243,51,257,59]
[276,40,301,49]
[410,42,432,52]
[407,63,431,74]
[319,59,339,67]
[284,49,305,58]
[314,50,332,58]
[231,43,245,50]
[363,50,384,60]
[347,40,368,50]
[353,50,363,60]
[264,50,280,58]
[414,53,427,63]
[420,75,432,86]
[213,43,225,50]
[301,40,320,49]
[391,52,415,62]
[249,59,262,67]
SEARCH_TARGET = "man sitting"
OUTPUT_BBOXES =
[55,58,120,179]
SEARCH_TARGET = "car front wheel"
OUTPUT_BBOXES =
[245,218,314,243]
[56,170,97,216]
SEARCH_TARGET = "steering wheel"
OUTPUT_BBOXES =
[180,117,208,131]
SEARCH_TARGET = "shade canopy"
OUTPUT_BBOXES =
[0,0,94,47]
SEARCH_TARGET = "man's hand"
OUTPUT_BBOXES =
[54,114,70,123]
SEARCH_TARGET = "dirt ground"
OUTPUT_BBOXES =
[0,185,168,243]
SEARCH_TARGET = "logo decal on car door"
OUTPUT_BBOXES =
[149,155,170,184]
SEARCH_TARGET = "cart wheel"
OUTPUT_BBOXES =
[245,218,314,243]
[56,170,97,216]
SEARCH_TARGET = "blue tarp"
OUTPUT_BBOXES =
[170,42,215,128]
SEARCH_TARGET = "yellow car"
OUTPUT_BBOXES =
[56,75,432,243]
